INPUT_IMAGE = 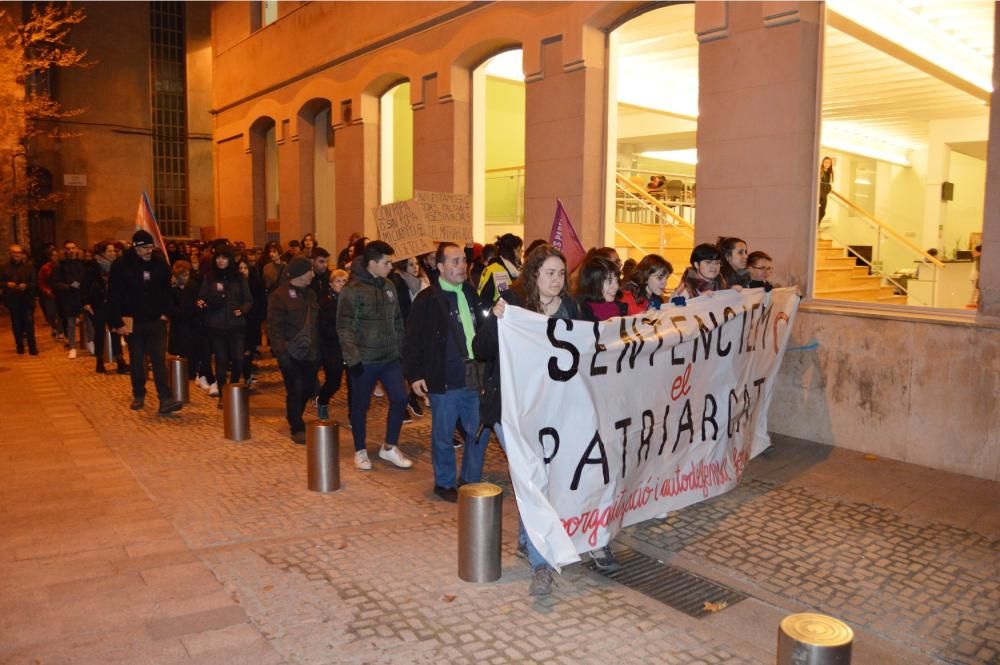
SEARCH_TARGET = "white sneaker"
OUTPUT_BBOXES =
[68,348,77,359]
[354,449,372,471]
[208,382,219,397]
[378,445,413,469]
[196,376,210,391]
[86,341,95,355]
[373,385,384,397]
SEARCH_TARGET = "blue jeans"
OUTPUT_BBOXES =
[495,424,549,571]
[428,388,489,488]
[349,360,407,452]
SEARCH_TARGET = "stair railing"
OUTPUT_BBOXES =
[615,174,695,242]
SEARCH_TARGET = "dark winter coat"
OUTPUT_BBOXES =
[107,249,172,328]
[198,268,253,331]
[336,261,404,367]
[472,289,580,427]
[403,278,484,395]
[267,283,320,363]
[53,258,88,317]
[1,259,37,307]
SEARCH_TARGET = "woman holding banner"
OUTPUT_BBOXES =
[473,243,582,596]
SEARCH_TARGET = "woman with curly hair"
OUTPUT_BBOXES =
[473,243,581,596]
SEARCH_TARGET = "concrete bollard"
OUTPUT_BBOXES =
[777,613,853,665]
[167,357,190,403]
[307,420,340,492]
[103,329,115,364]
[222,383,250,441]
[457,483,503,583]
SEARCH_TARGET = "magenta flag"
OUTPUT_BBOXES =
[548,199,586,272]
[135,192,166,253]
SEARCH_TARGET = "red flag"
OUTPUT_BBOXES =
[135,192,166,253]
[548,199,586,272]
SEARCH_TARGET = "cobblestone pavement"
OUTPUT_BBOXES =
[0,321,997,664]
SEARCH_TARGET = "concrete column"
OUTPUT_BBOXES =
[277,120,306,246]
[979,3,1000,318]
[333,105,379,249]
[412,73,471,195]
[523,37,606,249]
[216,137,255,244]
[695,1,822,290]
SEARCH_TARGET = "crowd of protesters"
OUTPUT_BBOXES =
[2,229,778,596]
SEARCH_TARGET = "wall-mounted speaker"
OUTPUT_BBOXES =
[941,182,954,201]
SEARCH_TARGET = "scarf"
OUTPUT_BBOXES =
[95,255,112,274]
[438,278,474,357]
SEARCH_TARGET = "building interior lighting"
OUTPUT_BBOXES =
[639,149,698,165]
[484,50,524,82]
[821,122,913,166]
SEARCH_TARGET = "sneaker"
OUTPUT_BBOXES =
[528,567,555,596]
[130,397,144,410]
[402,414,413,425]
[86,341,95,355]
[373,385,384,397]
[317,404,329,420]
[515,541,528,559]
[68,348,77,359]
[588,546,622,573]
[378,445,413,468]
[290,431,306,445]
[157,399,183,415]
[208,382,219,397]
[196,376,211,391]
[433,486,458,503]
[452,431,464,449]
[354,449,372,471]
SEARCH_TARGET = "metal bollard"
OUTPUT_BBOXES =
[103,329,115,364]
[777,613,853,665]
[307,420,340,492]
[222,383,250,441]
[457,483,503,583]
[167,357,190,403]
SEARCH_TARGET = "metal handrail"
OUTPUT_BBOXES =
[615,175,695,240]
[614,228,648,257]
[829,190,944,268]
[822,227,932,307]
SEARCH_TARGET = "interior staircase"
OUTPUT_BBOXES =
[615,222,692,289]
[814,239,906,304]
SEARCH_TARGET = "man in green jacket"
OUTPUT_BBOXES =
[336,240,413,471]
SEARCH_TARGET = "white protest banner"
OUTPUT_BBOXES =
[415,190,472,244]
[498,287,799,569]
[372,199,436,260]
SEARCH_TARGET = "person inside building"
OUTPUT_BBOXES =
[404,242,489,503]
[108,230,183,415]
[718,236,750,288]
[477,233,522,307]
[473,243,581,596]
[621,254,672,314]
[1,244,38,355]
[337,240,413,471]
[819,155,834,222]
[267,256,320,444]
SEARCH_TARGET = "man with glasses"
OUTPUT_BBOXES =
[746,251,775,291]
[108,231,183,415]
[1,244,38,355]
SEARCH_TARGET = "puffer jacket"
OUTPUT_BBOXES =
[336,259,404,367]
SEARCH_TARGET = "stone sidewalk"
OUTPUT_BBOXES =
[0,323,997,665]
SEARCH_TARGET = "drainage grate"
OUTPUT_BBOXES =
[585,547,747,618]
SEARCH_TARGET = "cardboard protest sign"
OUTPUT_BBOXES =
[372,200,436,260]
[415,190,472,244]
[497,287,799,569]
